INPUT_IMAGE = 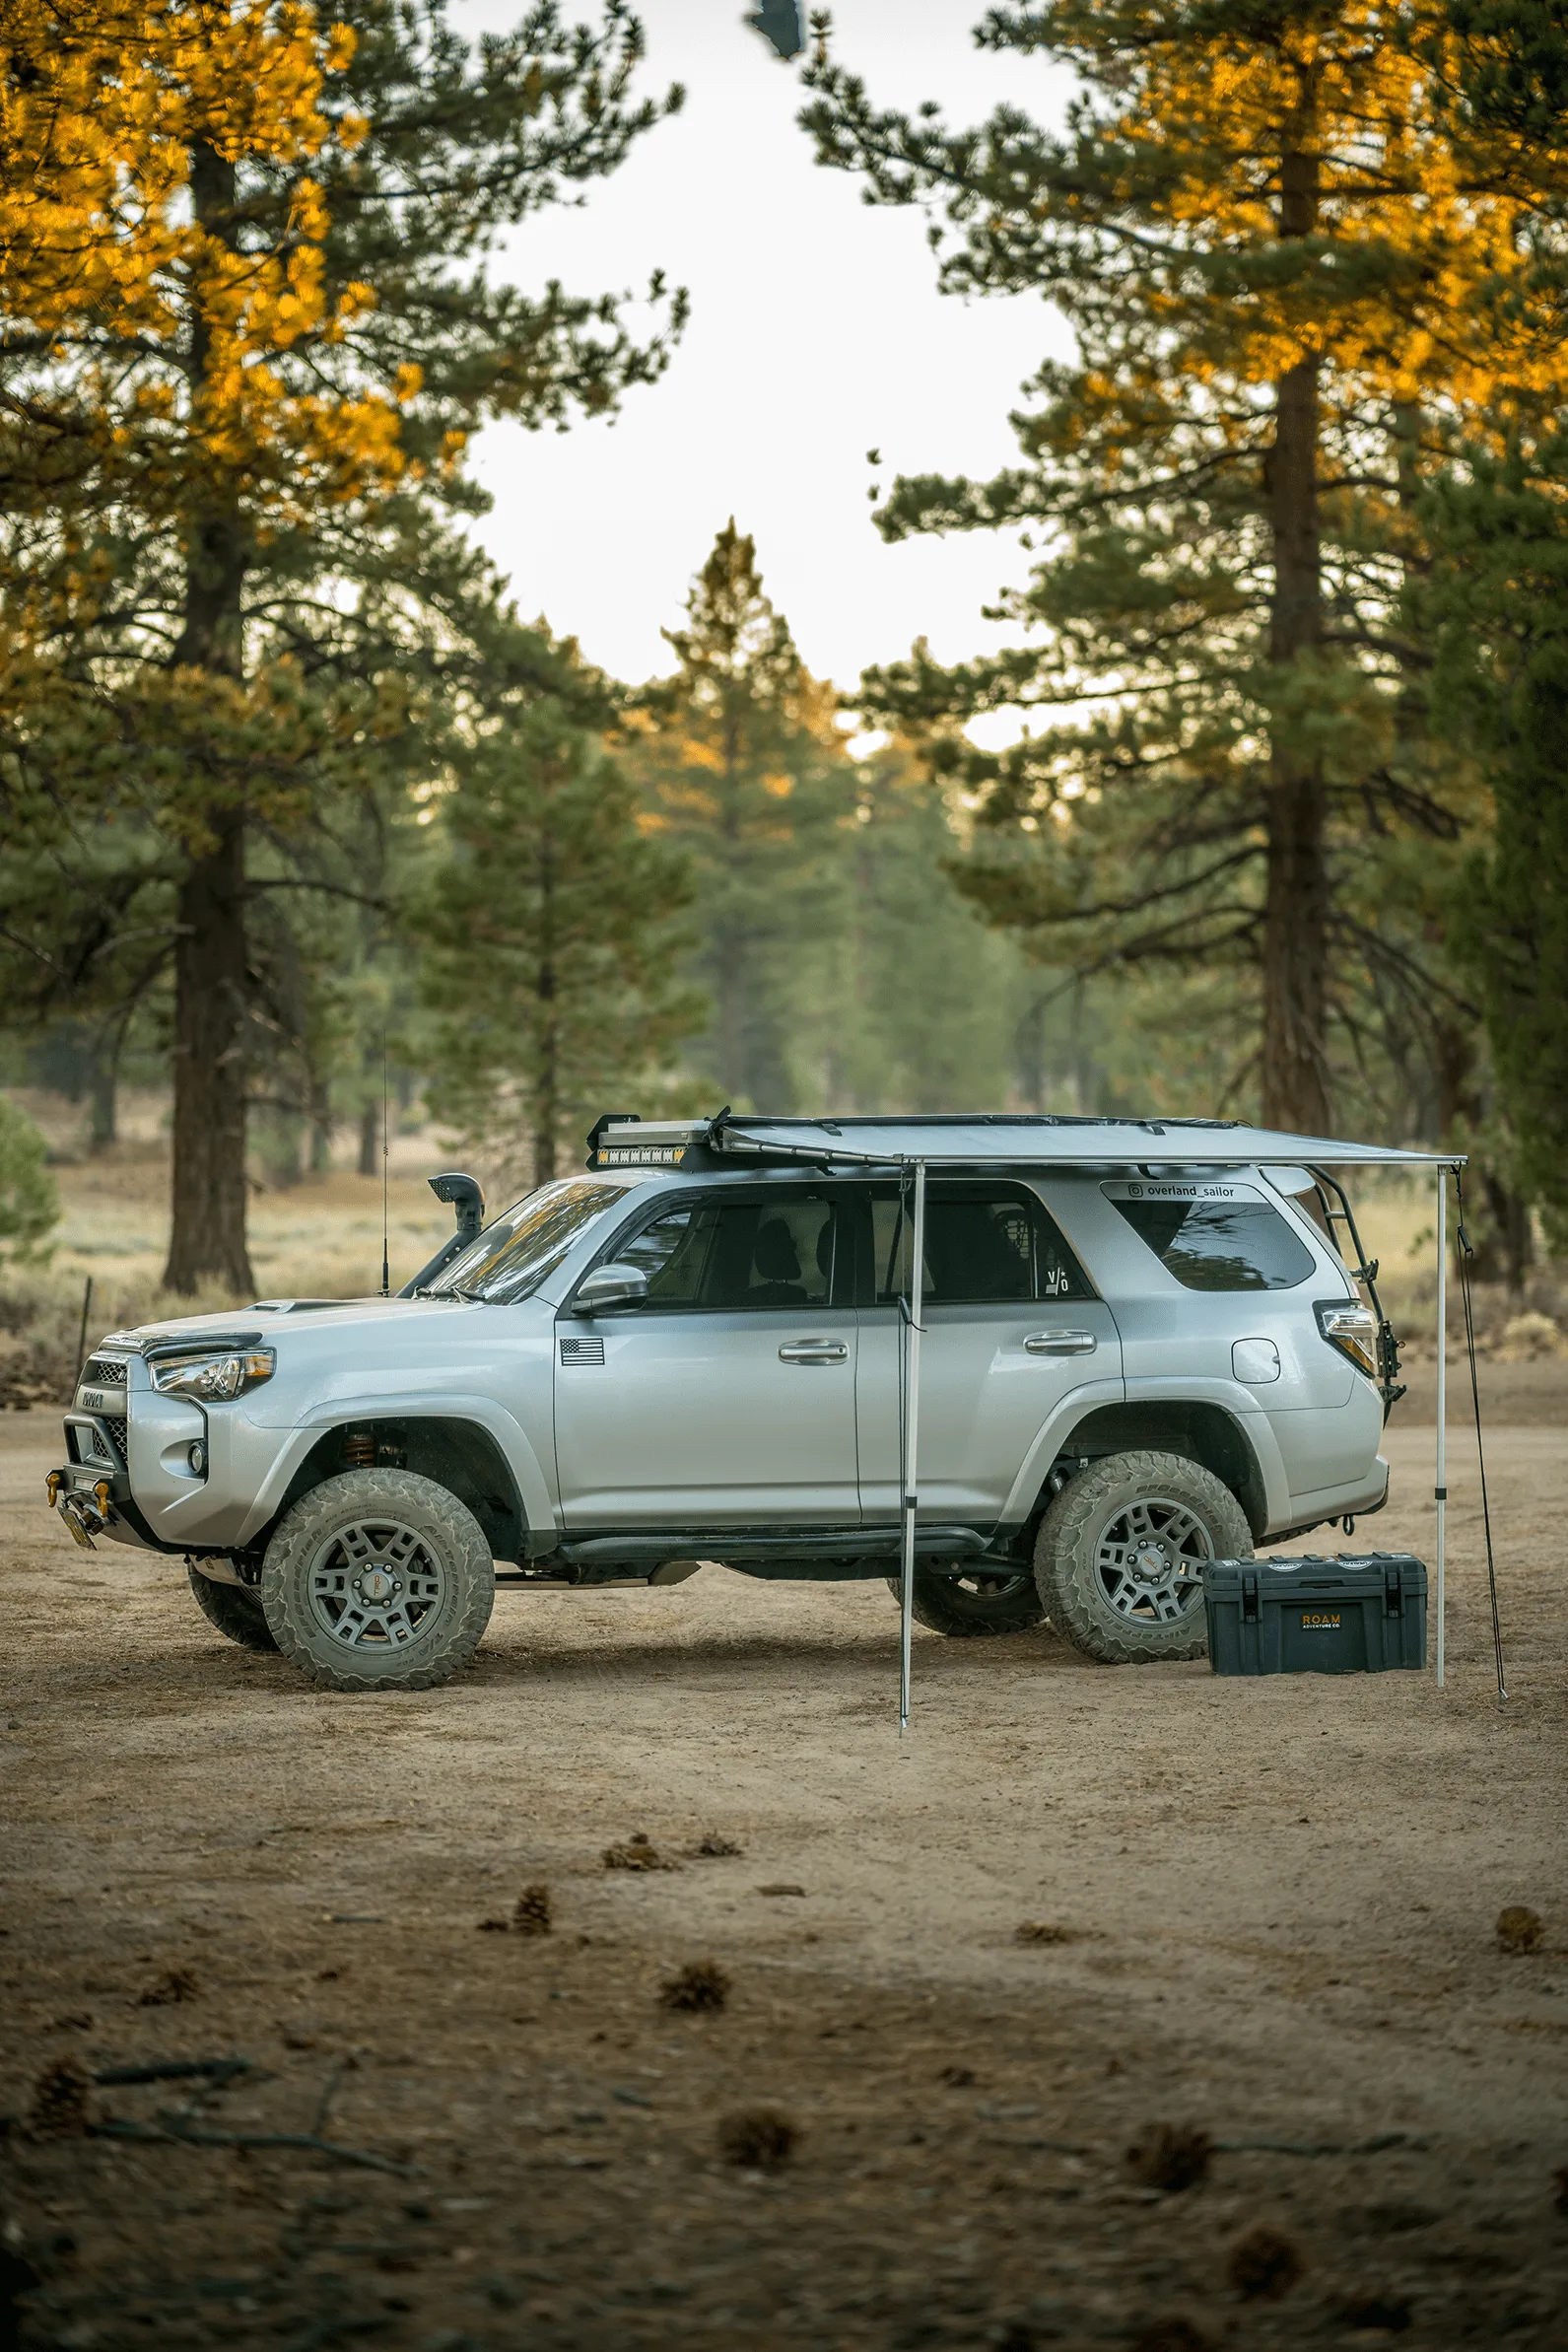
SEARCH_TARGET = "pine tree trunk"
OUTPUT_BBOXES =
[534,829,558,1185]
[716,689,745,1102]
[358,1098,379,1179]
[307,1069,333,1173]
[163,139,254,1293]
[1261,144,1330,1137]
[89,1052,117,1152]
[164,803,253,1290]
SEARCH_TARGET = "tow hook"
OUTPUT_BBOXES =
[48,1473,113,1551]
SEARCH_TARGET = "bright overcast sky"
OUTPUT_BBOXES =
[460,0,1075,693]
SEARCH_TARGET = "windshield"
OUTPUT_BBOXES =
[424,1180,629,1304]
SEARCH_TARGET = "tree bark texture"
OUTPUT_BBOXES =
[164,139,254,1291]
[533,830,558,1186]
[89,1054,116,1152]
[1261,141,1330,1137]
[163,804,254,1291]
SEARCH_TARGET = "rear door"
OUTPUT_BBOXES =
[553,1184,859,1529]
[852,1181,1123,1526]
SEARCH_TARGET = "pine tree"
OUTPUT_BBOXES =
[822,748,1032,1114]
[1415,4,1568,1248]
[629,523,854,1113]
[414,667,702,1188]
[0,2,684,1288]
[800,2,1568,1132]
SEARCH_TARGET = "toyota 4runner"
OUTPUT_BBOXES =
[49,1113,1407,1691]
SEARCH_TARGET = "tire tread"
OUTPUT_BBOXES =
[260,1470,494,1692]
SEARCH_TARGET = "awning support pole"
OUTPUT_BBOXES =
[1435,1168,1447,1690]
[899,1157,927,1737]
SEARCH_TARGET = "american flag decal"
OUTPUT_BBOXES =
[560,1336,605,1366]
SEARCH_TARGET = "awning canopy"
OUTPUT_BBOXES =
[594,1113,1463,1172]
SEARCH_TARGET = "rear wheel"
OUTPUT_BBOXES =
[886,1560,1046,1637]
[1034,1449,1250,1664]
[260,1470,495,1693]
[187,1562,277,1652]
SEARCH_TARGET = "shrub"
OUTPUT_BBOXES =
[0,1095,59,1262]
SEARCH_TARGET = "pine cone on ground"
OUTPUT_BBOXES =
[512,1883,552,1935]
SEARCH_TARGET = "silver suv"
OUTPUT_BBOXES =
[49,1114,1407,1691]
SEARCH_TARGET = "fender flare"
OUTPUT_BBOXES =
[234,1394,555,1557]
[1001,1381,1290,1540]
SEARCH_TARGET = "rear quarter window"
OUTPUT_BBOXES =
[1102,1182,1316,1292]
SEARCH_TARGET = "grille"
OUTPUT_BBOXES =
[81,1355,127,1387]
[103,1417,128,1465]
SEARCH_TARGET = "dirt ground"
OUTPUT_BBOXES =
[2,1399,1565,2352]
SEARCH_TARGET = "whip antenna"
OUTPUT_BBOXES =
[380,1038,390,1297]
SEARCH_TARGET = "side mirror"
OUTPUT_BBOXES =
[573,1262,648,1316]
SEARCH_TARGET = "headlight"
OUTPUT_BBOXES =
[1315,1300,1378,1380]
[150,1348,275,1402]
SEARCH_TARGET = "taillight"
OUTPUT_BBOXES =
[1315,1299,1378,1380]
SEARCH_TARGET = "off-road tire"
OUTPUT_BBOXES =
[885,1561,1046,1637]
[260,1470,495,1693]
[1034,1449,1251,1664]
[187,1562,278,1651]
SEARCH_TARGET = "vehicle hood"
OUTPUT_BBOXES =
[100,1295,486,1351]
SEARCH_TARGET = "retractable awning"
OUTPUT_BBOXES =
[588,1111,1472,1722]
[592,1112,1461,1172]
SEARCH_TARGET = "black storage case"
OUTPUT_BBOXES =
[1202,1554,1427,1676]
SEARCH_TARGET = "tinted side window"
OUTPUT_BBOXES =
[868,1186,1094,1305]
[1105,1186,1315,1292]
[613,1194,838,1310]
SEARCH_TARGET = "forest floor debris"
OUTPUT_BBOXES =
[2,1412,1566,2347]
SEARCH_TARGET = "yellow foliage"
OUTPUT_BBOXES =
[1079,2,1568,427]
[0,0,410,525]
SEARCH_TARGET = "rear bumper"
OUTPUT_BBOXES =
[1264,1453,1390,1540]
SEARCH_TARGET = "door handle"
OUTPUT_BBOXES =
[778,1340,849,1364]
[1025,1330,1097,1354]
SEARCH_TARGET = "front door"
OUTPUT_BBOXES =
[852,1181,1124,1526]
[553,1186,859,1529]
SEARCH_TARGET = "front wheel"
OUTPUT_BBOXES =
[886,1560,1046,1638]
[188,1562,278,1651]
[260,1470,495,1692]
[1034,1449,1251,1664]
